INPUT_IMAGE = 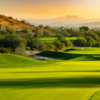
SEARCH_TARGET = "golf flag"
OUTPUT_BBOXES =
[82,47,84,50]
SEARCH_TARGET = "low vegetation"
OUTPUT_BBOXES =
[0,14,100,57]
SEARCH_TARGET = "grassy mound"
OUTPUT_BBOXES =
[0,53,57,68]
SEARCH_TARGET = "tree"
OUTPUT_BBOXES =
[0,34,26,51]
[54,34,72,49]
[53,41,65,50]
[43,30,50,37]
[74,37,87,47]
[34,30,43,37]
[87,31,100,42]
[0,29,7,35]
[27,37,46,51]
[85,36,96,47]
[21,20,26,24]
[61,29,70,37]
[79,26,89,31]
[44,26,51,30]
[52,28,60,34]
[8,16,13,19]
[38,24,43,29]
[57,34,66,40]
[22,28,30,34]
[71,30,83,37]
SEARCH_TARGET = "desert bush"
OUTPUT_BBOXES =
[0,47,12,53]
[26,47,31,50]
[0,34,26,51]
[46,43,54,50]
[27,37,46,51]
[6,26,16,35]
[15,47,28,57]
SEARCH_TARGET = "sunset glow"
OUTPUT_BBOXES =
[1,0,100,19]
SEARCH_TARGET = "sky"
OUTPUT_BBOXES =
[0,0,100,19]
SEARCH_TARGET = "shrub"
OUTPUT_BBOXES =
[57,34,72,47]
[27,37,46,51]
[46,43,54,50]
[6,26,16,35]
[43,30,50,37]
[85,36,96,47]
[15,47,28,57]
[0,47,12,53]
[86,41,92,47]
[0,34,26,51]
[21,20,26,23]
[26,47,31,50]
[34,30,43,37]
[53,41,65,50]
[22,28,30,35]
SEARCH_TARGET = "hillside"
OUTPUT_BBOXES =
[0,14,35,31]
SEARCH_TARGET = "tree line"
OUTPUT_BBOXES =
[0,25,100,56]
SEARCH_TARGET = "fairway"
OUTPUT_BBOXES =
[39,37,77,43]
[0,47,100,100]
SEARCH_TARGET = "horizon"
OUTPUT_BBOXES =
[1,0,100,19]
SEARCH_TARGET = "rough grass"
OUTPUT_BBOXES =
[1,47,100,100]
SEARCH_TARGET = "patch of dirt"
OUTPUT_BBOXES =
[26,50,41,55]
[26,50,60,61]
[29,55,54,61]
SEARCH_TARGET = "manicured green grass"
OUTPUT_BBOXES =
[0,60,100,100]
[37,47,100,61]
[39,37,77,43]
[90,91,100,100]
[0,53,58,68]
[0,47,100,100]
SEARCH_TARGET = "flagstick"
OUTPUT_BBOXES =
[82,47,84,61]
[83,49,84,61]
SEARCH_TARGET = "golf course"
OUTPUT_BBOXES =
[0,47,100,100]
[39,37,77,43]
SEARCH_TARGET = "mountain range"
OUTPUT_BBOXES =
[24,15,100,28]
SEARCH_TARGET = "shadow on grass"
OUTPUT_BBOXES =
[0,76,100,88]
[37,50,100,61]
[64,48,77,52]
[9,70,100,73]
[37,51,82,60]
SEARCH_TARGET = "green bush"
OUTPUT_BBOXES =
[15,47,28,57]
[57,34,72,47]
[27,37,46,51]
[0,34,26,51]
[46,43,54,50]
[26,47,31,50]
[0,47,12,53]
[6,26,16,35]
[53,41,65,50]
